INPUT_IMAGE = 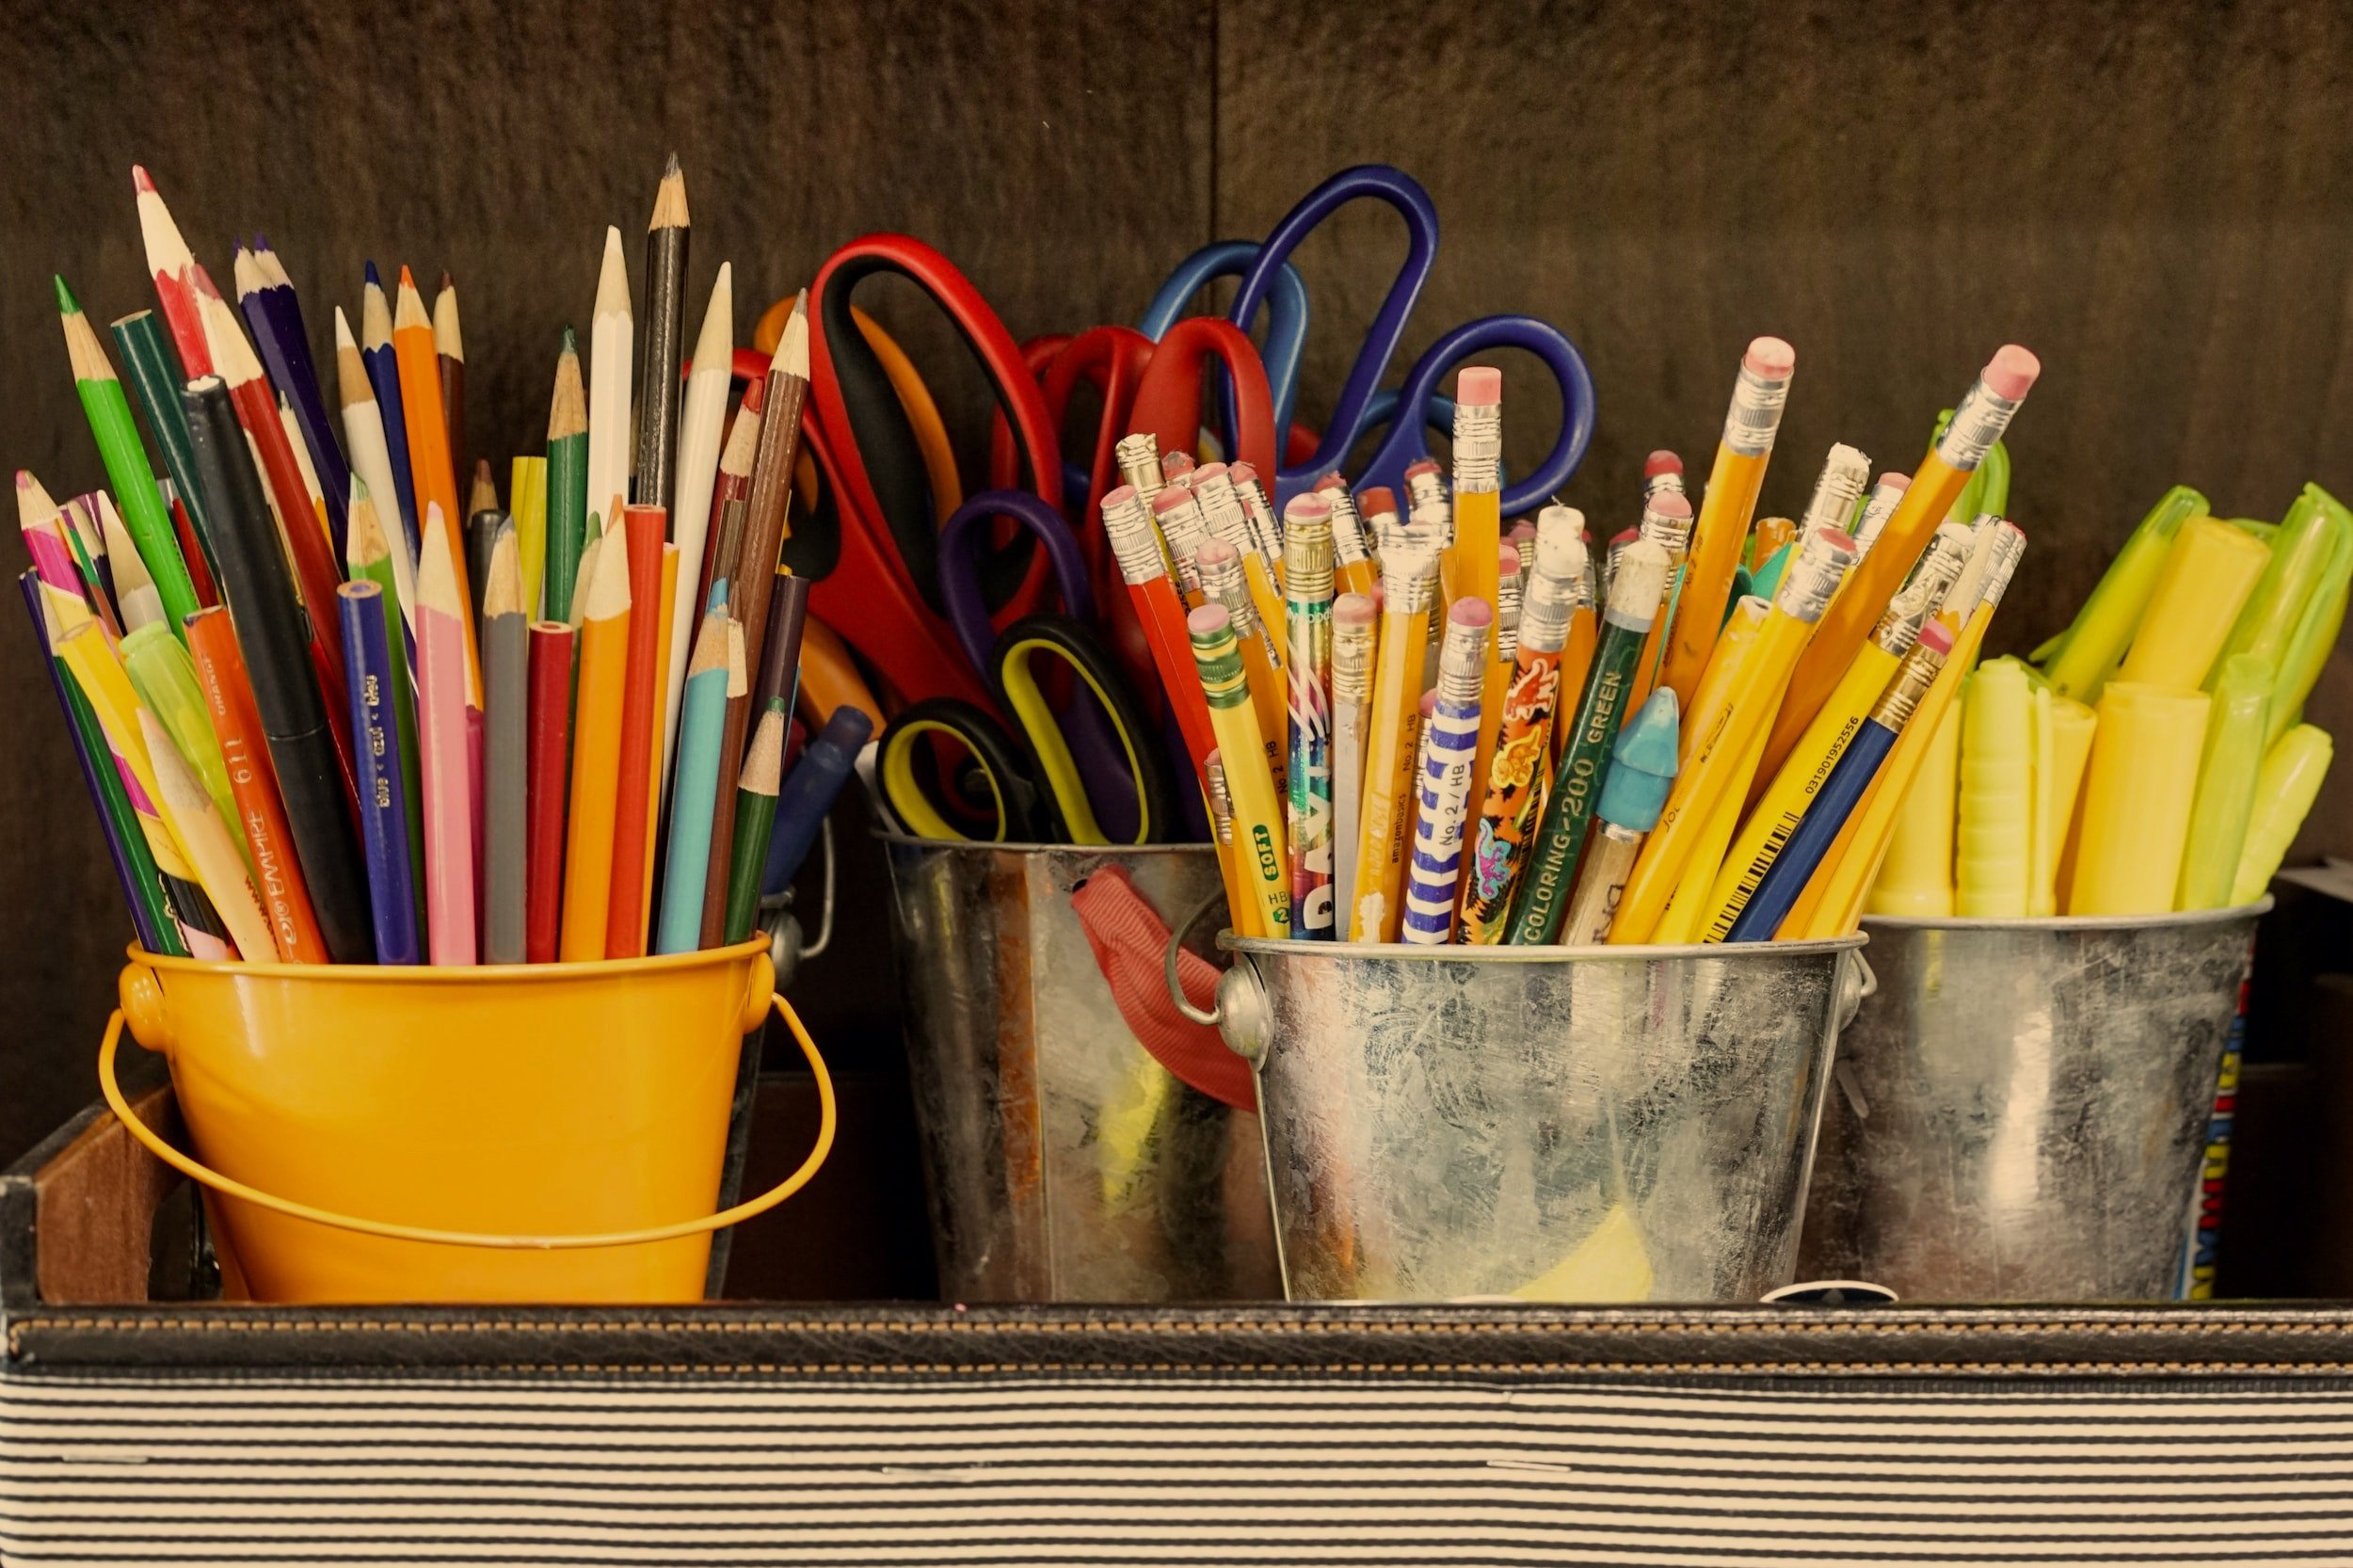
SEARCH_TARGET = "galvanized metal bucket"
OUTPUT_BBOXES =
[1799,902,2268,1303]
[880,834,1280,1303]
[1185,933,1870,1303]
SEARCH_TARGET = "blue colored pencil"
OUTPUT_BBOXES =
[338,580,422,963]
[655,587,735,954]
[1401,602,1493,944]
[360,263,424,569]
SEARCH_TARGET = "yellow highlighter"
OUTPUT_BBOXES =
[2066,680,2210,917]
[2025,682,2057,916]
[1868,702,1960,917]
[2176,654,2273,911]
[1189,604,1290,938]
[2041,487,2206,703]
[1609,526,1857,945]
[1710,522,1973,936]
[1955,657,2034,918]
[2115,514,2272,690]
[2043,695,2099,912]
[2232,725,2333,904]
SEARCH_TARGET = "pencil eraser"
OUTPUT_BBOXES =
[1983,344,2041,400]
[1815,526,1859,553]
[1229,461,1260,485]
[1196,537,1238,567]
[1150,487,1193,517]
[1610,526,1641,546]
[1918,620,1956,655]
[1312,471,1347,492]
[1457,366,1502,406]
[1284,492,1333,523]
[1644,450,1683,478]
[1161,451,1194,475]
[1402,459,1441,480]
[1102,483,1138,509]
[1358,486,1398,517]
[1418,691,1439,717]
[1648,491,1692,520]
[1193,461,1228,485]
[1335,592,1377,627]
[1744,336,1796,378]
[1187,603,1229,635]
[1877,472,1912,492]
[1450,598,1494,630]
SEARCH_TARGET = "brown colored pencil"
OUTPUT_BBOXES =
[635,155,690,518]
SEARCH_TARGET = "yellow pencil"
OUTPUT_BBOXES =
[1657,337,1795,712]
[1448,367,1507,807]
[510,455,549,621]
[1349,546,1438,940]
[1609,527,1856,944]
[559,535,633,959]
[1196,537,1287,787]
[1190,605,1289,938]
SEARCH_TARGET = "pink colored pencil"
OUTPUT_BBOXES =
[416,507,477,964]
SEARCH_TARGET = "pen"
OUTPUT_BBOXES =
[763,705,877,900]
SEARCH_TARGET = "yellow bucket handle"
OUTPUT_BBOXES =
[96,995,836,1251]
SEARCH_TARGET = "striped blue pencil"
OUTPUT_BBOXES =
[655,586,735,953]
[1721,622,1951,943]
[338,580,422,963]
[360,264,424,568]
[1401,600,1493,944]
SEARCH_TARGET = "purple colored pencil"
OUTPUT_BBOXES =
[237,240,351,558]
[337,580,421,964]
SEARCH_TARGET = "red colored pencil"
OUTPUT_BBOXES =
[163,482,220,608]
[694,376,763,624]
[524,619,573,963]
[132,167,213,379]
[604,503,667,956]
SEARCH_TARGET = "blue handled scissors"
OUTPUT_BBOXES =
[878,490,1176,845]
[1173,164,1598,516]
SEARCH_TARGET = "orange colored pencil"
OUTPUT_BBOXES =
[561,537,632,959]
[186,606,329,962]
[393,266,480,703]
[604,504,668,956]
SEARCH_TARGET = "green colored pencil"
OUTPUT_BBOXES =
[1507,539,1673,944]
[57,278,200,639]
[110,308,218,584]
[543,328,589,621]
[722,698,786,945]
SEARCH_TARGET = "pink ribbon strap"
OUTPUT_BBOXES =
[1068,867,1257,1112]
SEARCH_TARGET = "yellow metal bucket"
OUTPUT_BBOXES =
[101,938,833,1304]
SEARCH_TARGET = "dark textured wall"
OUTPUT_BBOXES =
[4,0,2350,1168]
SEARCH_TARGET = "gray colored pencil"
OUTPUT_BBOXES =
[482,527,530,963]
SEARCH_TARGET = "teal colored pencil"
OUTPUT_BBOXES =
[110,309,218,584]
[655,591,735,953]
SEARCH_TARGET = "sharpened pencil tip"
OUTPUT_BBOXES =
[53,275,78,314]
[560,324,578,356]
[397,264,418,292]
[664,151,681,177]
[364,258,383,288]
[131,164,154,193]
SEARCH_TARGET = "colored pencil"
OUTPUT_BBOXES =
[434,273,465,496]
[337,581,421,965]
[23,569,171,954]
[335,312,421,640]
[237,242,350,555]
[102,502,164,635]
[193,279,355,787]
[183,375,374,962]
[159,480,218,610]
[187,606,327,961]
[696,381,763,618]
[414,504,475,966]
[636,156,690,517]
[567,527,605,632]
[141,708,275,961]
[561,536,632,959]
[57,277,200,638]
[723,700,788,947]
[394,265,478,703]
[110,310,219,584]
[466,505,504,632]
[657,593,732,953]
[510,456,548,622]
[700,294,808,948]
[665,263,733,787]
[120,619,238,874]
[639,543,680,928]
[359,264,424,564]
[586,226,634,540]
[480,531,529,965]
[344,485,424,911]
[544,329,589,622]
[524,619,574,963]
[605,504,667,957]
[131,167,211,378]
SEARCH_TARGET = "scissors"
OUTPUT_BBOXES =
[1139,241,1317,465]
[787,233,1067,715]
[1166,164,1598,515]
[879,489,1176,845]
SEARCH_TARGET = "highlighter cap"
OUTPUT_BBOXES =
[1599,688,1681,831]
[812,704,876,760]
